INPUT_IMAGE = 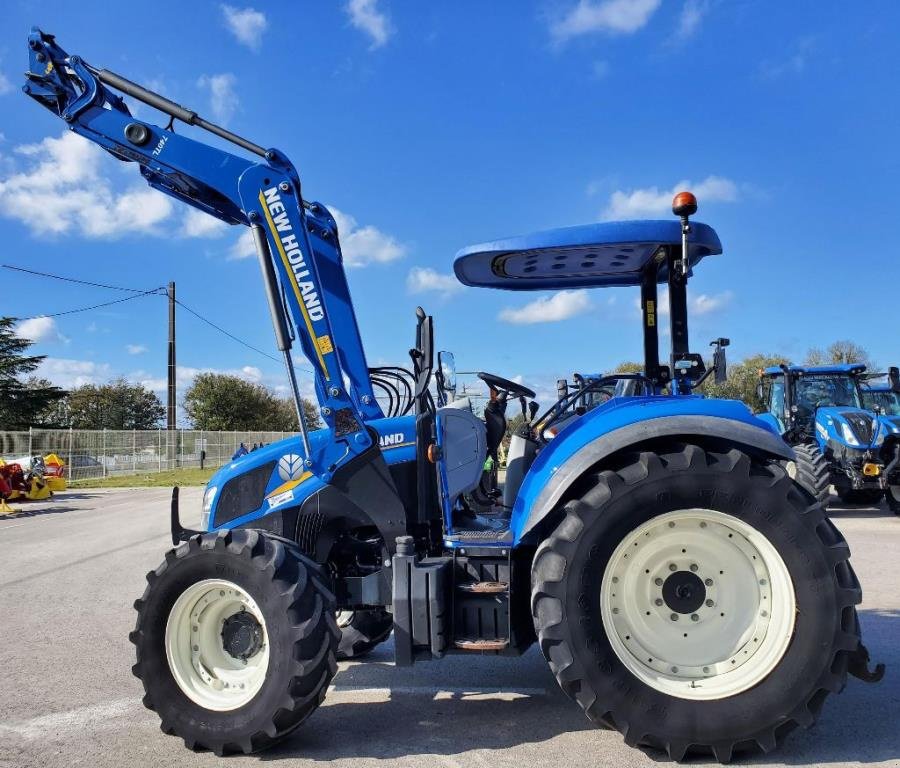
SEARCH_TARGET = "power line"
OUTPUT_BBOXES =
[174,297,286,366]
[6,261,310,372]
[1,263,158,293]
[15,289,165,320]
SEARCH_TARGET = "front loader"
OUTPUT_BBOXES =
[22,29,883,762]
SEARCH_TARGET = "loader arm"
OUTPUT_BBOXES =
[23,28,383,470]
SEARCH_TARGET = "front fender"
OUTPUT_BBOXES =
[509,396,793,545]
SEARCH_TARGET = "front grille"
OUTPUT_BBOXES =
[215,461,275,526]
[841,411,875,444]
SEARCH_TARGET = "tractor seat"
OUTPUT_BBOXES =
[454,219,722,291]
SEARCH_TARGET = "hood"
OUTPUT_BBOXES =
[815,406,881,449]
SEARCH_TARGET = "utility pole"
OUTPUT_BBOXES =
[167,281,176,467]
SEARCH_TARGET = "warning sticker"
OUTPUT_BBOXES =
[317,335,334,354]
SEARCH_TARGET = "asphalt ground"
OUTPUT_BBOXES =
[0,488,897,768]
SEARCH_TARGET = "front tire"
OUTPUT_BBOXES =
[791,442,831,504]
[131,530,339,755]
[531,444,861,762]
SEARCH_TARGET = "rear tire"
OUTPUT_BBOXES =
[791,443,831,504]
[838,488,884,505]
[336,608,393,659]
[131,529,339,755]
[531,443,861,762]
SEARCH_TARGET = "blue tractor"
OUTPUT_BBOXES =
[758,364,900,506]
[861,368,900,514]
[22,30,884,762]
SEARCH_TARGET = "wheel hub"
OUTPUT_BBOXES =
[221,610,263,660]
[662,571,706,614]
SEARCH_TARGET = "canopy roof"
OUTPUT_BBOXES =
[453,220,722,290]
[763,364,868,376]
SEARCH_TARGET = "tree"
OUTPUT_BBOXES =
[612,361,644,374]
[26,377,70,427]
[701,353,789,412]
[184,373,321,431]
[0,317,66,428]
[67,378,165,429]
[805,340,871,367]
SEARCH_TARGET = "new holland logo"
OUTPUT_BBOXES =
[379,432,407,447]
[261,187,324,321]
[278,454,306,481]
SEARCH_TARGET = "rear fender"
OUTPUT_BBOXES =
[509,396,793,545]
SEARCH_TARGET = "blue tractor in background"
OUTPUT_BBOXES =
[22,30,884,763]
[861,369,900,513]
[758,364,900,506]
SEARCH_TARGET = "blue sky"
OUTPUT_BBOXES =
[1,0,898,417]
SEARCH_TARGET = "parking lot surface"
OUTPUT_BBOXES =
[0,488,897,768]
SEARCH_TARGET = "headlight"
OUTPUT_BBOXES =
[839,421,861,447]
[200,485,217,531]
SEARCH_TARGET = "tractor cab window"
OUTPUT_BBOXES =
[795,375,862,412]
[770,377,785,417]
[862,390,900,415]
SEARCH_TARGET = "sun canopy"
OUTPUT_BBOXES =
[453,220,722,290]
[763,364,868,376]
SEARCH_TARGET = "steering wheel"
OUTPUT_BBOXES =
[477,371,536,400]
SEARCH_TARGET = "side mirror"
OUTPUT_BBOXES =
[756,382,765,403]
[890,366,900,394]
[557,378,568,400]
[710,338,729,385]
[437,350,457,400]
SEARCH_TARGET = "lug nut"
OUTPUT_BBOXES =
[655,598,663,606]
[669,563,677,572]
[705,599,714,607]
[670,613,679,621]
[704,578,713,586]
[689,563,698,572]
[691,614,699,622]
[654,577,663,586]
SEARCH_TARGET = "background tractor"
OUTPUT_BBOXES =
[23,29,883,763]
[861,368,900,513]
[758,364,900,505]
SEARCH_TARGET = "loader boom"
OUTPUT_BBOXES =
[23,28,383,469]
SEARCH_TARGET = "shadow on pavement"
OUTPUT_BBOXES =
[0,504,81,520]
[259,609,899,765]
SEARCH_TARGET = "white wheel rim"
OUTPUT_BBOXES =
[890,486,900,502]
[600,509,796,701]
[165,579,269,711]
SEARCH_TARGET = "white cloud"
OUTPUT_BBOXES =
[0,71,12,95]
[221,5,268,49]
[328,206,406,267]
[16,316,67,344]
[601,175,738,220]
[134,363,267,394]
[760,38,815,79]
[676,0,708,40]
[181,207,229,238]
[634,286,733,317]
[691,290,733,315]
[126,344,147,355]
[229,228,256,260]
[406,267,462,296]
[0,132,173,238]
[346,0,393,49]
[551,0,661,42]
[198,74,239,123]
[37,358,112,388]
[499,290,592,325]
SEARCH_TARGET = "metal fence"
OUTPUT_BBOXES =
[0,428,298,481]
